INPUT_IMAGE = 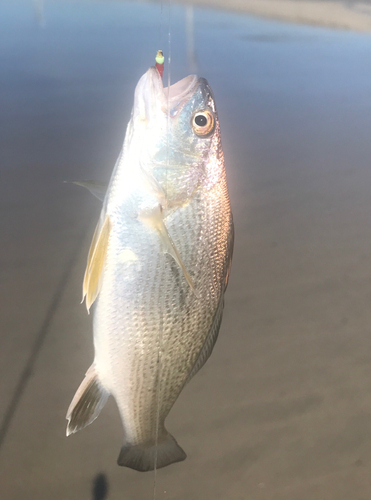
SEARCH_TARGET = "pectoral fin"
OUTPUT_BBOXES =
[66,365,109,436]
[82,214,112,312]
[139,206,195,292]
[159,222,196,292]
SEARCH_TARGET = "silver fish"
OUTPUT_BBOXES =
[66,63,234,472]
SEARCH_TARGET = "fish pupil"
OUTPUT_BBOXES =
[195,114,207,127]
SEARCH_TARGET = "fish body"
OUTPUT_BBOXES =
[67,66,233,471]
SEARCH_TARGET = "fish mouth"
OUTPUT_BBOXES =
[152,67,200,116]
[133,67,200,123]
[163,73,199,113]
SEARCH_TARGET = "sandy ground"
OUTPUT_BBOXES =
[181,0,371,32]
[1,2,371,500]
[25,0,371,32]
[187,0,371,31]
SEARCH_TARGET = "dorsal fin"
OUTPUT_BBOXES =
[71,180,108,201]
[82,214,112,312]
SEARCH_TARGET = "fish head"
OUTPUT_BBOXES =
[130,66,222,208]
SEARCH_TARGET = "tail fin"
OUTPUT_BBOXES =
[117,433,186,472]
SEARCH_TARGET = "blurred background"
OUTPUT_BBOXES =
[1,0,371,499]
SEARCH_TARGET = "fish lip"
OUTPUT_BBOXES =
[162,75,199,117]
[163,74,199,105]
[134,68,200,123]
[146,67,200,115]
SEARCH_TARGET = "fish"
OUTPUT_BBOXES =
[66,60,234,472]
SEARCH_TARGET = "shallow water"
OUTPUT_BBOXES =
[1,1,371,499]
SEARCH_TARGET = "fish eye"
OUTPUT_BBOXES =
[191,110,215,137]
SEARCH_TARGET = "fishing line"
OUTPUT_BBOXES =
[153,2,172,499]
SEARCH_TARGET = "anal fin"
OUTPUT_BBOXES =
[66,365,109,436]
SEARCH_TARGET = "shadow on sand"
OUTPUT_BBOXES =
[92,473,109,500]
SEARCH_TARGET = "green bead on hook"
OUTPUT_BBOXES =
[155,50,164,78]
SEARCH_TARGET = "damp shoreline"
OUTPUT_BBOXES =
[166,0,371,32]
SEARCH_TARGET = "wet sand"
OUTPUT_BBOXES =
[187,0,371,32]
[1,1,371,499]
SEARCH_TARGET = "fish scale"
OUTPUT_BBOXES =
[66,64,233,472]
